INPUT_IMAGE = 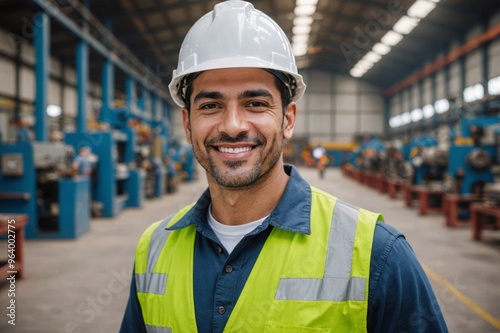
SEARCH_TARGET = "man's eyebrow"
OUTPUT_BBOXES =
[193,91,224,103]
[239,89,274,101]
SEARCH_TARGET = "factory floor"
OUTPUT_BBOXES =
[1,166,499,333]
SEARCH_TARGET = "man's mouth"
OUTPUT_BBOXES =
[217,146,253,154]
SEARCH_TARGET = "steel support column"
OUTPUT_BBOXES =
[151,93,157,121]
[100,60,114,123]
[34,12,49,142]
[76,40,89,133]
[126,76,136,108]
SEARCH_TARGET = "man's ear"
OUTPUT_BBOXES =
[182,108,192,144]
[283,102,296,140]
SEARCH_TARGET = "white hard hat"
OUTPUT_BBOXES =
[168,0,306,107]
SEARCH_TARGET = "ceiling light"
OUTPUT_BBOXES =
[393,16,420,35]
[488,76,500,95]
[46,104,62,117]
[350,68,364,78]
[294,16,314,26]
[356,61,373,71]
[364,51,382,63]
[297,0,318,5]
[410,108,423,122]
[408,0,437,19]
[295,5,316,16]
[434,99,449,113]
[381,31,403,46]
[293,25,312,34]
[389,116,403,128]
[293,34,309,43]
[401,112,411,124]
[372,43,391,55]
[293,43,308,56]
[422,104,434,118]
[463,83,484,103]
[428,0,440,3]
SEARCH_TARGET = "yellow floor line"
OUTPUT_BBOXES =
[422,263,500,330]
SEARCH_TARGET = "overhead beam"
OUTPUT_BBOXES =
[31,0,169,99]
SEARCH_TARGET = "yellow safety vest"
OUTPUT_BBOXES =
[135,186,382,332]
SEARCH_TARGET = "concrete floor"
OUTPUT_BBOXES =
[1,166,499,333]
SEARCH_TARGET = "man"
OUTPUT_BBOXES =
[120,1,448,332]
[72,146,96,177]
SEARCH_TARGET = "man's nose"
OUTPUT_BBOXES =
[218,104,250,137]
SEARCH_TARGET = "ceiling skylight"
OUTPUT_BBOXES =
[350,0,440,78]
[292,0,318,56]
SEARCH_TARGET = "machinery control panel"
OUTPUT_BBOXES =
[1,153,24,176]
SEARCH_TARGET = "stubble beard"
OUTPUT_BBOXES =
[192,131,284,189]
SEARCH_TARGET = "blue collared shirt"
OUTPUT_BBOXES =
[120,165,448,333]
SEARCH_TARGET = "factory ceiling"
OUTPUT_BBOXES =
[1,0,500,99]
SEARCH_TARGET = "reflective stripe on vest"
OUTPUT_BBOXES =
[275,199,364,302]
[145,325,171,333]
[135,215,173,294]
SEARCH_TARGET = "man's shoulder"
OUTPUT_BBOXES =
[372,221,405,255]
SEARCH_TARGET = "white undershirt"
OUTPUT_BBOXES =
[207,205,268,254]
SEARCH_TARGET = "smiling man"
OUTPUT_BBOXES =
[120,1,448,332]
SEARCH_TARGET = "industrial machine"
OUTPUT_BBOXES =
[0,141,90,238]
[446,116,500,195]
[405,136,448,185]
[381,146,410,180]
[169,139,196,182]
[351,136,386,172]
[64,129,143,218]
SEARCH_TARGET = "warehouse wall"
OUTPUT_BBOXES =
[388,10,500,136]
[170,69,385,144]
[295,69,384,143]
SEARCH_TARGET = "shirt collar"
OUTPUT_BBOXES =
[165,164,311,235]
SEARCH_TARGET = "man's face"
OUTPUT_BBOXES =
[182,68,296,188]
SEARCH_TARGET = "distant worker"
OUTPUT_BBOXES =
[313,145,328,178]
[12,115,32,142]
[72,146,96,177]
[120,1,447,332]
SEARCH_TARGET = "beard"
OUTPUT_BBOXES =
[193,131,283,188]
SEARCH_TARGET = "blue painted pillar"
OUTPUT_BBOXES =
[164,99,172,123]
[100,60,114,123]
[481,43,489,113]
[431,73,438,133]
[76,40,88,133]
[34,12,50,142]
[151,93,157,121]
[384,97,390,136]
[126,76,136,108]
[141,89,149,117]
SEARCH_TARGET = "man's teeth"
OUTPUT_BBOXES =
[219,147,252,154]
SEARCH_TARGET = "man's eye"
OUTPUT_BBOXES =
[199,103,219,109]
[247,101,267,108]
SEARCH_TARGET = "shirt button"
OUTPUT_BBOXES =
[218,306,226,315]
[225,265,233,273]
[217,246,223,254]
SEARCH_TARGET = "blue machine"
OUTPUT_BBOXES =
[64,130,143,217]
[352,137,385,172]
[447,145,495,195]
[0,142,90,239]
[351,137,385,172]
[404,135,446,185]
[446,116,500,195]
